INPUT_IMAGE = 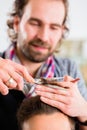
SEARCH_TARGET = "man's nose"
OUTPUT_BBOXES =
[37,27,49,42]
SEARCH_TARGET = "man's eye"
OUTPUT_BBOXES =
[29,21,40,26]
[51,26,61,30]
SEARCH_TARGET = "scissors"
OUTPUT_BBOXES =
[23,77,80,96]
[23,77,64,95]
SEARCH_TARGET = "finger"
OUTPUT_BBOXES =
[16,67,34,83]
[64,75,74,82]
[0,69,11,83]
[1,59,34,83]
[1,64,23,89]
[0,69,17,89]
[40,96,67,114]
[2,64,32,90]
[9,71,24,90]
[52,81,75,89]
[9,60,34,82]
[0,79,9,95]
[40,96,77,117]
[36,85,70,96]
[5,77,17,89]
[36,89,70,104]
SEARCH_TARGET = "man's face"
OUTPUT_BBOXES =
[22,113,72,130]
[15,0,65,62]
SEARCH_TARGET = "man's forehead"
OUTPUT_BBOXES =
[24,0,65,11]
[23,0,65,25]
[23,112,72,130]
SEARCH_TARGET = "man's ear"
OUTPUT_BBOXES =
[13,16,20,33]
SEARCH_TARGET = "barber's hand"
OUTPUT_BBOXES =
[35,75,87,118]
[0,58,34,95]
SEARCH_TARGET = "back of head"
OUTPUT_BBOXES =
[17,96,75,130]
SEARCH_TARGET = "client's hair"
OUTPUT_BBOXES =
[17,96,75,130]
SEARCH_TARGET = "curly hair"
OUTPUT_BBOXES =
[7,0,69,42]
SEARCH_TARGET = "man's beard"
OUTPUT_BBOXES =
[20,38,53,63]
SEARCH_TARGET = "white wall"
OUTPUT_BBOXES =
[0,0,13,52]
[0,0,87,52]
[68,0,87,39]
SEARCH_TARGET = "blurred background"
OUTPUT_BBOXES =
[0,0,87,84]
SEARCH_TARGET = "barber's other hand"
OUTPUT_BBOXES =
[0,58,34,95]
[35,75,87,118]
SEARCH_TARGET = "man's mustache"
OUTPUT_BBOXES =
[29,39,50,49]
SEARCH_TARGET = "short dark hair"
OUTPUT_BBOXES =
[7,0,69,42]
[17,96,75,130]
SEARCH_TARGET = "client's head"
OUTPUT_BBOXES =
[17,96,75,130]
